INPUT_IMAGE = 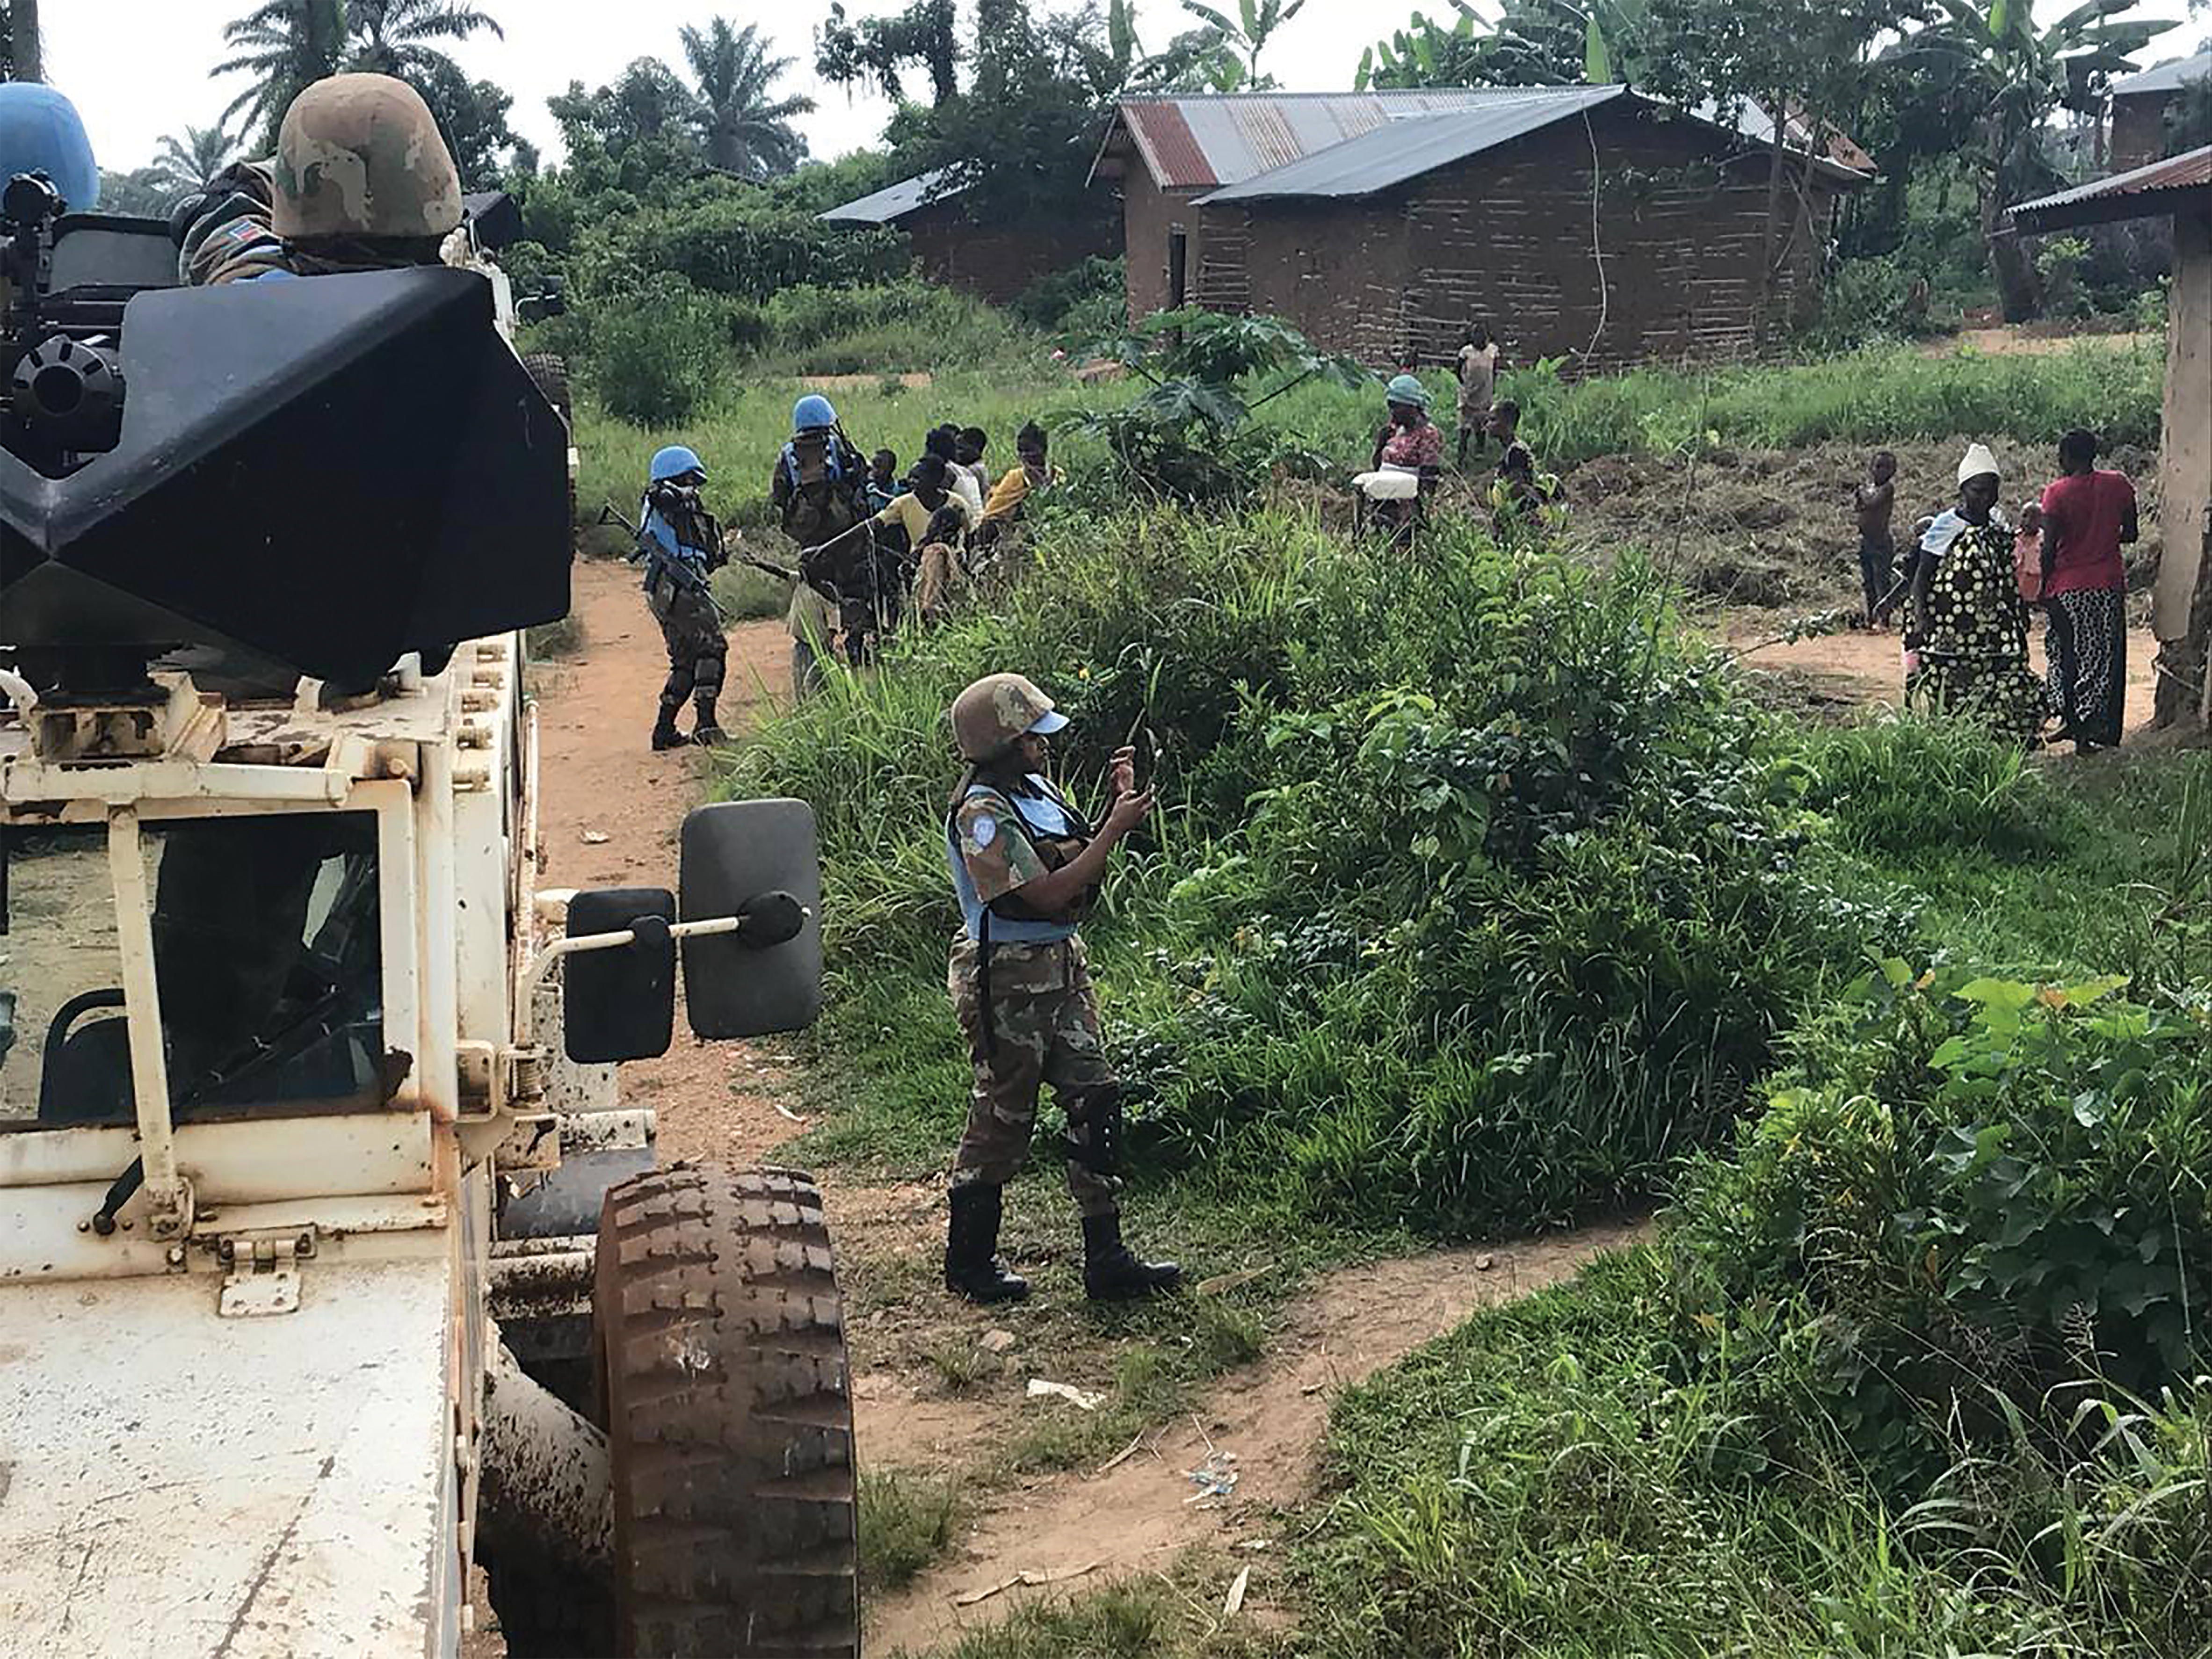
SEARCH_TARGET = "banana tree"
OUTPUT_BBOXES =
[1176,0,1307,90]
[1886,0,2176,319]
[1356,0,1650,91]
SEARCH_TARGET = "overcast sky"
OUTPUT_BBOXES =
[43,0,2208,182]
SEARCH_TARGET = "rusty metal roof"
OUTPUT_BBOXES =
[1104,91,1554,191]
[2009,145,2212,232]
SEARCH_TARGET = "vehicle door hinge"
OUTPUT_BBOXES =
[216,1227,316,1318]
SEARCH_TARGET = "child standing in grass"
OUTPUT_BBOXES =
[1853,450,1898,626]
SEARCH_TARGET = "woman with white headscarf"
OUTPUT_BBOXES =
[1905,443,2047,745]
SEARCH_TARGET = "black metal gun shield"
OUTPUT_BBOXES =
[0,266,569,686]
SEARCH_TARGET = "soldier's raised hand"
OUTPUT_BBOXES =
[1110,745,1137,797]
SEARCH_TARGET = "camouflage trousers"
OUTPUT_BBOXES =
[947,933,1120,1219]
[647,572,725,713]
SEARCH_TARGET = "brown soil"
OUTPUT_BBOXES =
[867,1218,1650,1656]
[1925,325,2155,358]
[534,556,804,1170]
[1563,437,2162,614]
[1723,615,2164,741]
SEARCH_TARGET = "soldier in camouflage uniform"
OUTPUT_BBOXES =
[639,445,730,748]
[174,74,463,287]
[941,674,1182,1304]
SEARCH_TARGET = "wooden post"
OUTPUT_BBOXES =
[2153,208,2212,729]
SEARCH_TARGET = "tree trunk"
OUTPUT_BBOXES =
[1983,127,2042,321]
[1753,93,1789,355]
[15,0,42,81]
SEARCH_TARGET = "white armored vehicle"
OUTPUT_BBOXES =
[0,198,857,1656]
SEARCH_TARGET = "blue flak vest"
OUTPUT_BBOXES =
[946,778,1081,945]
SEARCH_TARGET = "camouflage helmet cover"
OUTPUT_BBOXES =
[272,74,463,240]
[950,673,1066,761]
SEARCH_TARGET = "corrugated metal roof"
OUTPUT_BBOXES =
[2009,144,2212,230]
[1198,88,1622,203]
[1193,88,1867,204]
[819,168,963,225]
[1117,90,1565,190]
[2111,50,2211,96]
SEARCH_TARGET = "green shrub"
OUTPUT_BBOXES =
[1800,710,2056,858]
[1671,961,2212,1484]
[731,509,1914,1236]
[1011,255,1126,333]
[578,189,910,304]
[587,274,729,427]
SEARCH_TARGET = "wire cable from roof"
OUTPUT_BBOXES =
[1578,102,1610,367]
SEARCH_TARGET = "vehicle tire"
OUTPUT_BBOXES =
[522,352,576,554]
[522,352,572,428]
[594,1163,858,1659]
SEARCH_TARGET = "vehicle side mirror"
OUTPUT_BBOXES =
[680,799,822,1039]
[561,887,675,1064]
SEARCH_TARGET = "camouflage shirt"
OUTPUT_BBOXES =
[953,791,1051,906]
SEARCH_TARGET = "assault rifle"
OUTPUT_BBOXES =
[595,501,801,590]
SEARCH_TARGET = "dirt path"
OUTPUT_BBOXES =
[533,557,805,1168]
[867,1218,1649,1656]
[1721,615,2162,739]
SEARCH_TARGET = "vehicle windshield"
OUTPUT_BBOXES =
[0,812,388,1128]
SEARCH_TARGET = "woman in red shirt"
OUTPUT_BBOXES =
[2038,428,2137,750]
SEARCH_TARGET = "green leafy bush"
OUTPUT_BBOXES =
[732,509,1923,1234]
[1012,254,1126,335]
[577,188,910,304]
[1672,961,2212,1482]
[587,273,730,427]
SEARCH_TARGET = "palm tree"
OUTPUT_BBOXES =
[345,0,502,80]
[214,0,347,149]
[152,123,240,194]
[679,18,815,180]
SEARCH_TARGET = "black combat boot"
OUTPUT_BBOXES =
[944,1183,1029,1304]
[1082,1212,1182,1302]
[690,696,726,746]
[650,707,685,750]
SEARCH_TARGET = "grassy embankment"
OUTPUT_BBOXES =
[573,319,2200,1653]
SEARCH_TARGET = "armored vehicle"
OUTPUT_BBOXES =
[0,192,857,1656]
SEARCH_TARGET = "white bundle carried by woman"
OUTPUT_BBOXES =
[1352,468,1421,501]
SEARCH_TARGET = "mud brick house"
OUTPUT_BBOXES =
[2107,51,2210,174]
[819,168,1115,306]
[1088,88,1870,372]
[2014,148,2212,729]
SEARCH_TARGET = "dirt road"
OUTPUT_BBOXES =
[533,556,804,1166]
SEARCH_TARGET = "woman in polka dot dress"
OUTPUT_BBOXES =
[1907,444,2048,746]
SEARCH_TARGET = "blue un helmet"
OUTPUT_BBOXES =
[792,394,837,432]
[0,83,100,215]
[649,445,706,484]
